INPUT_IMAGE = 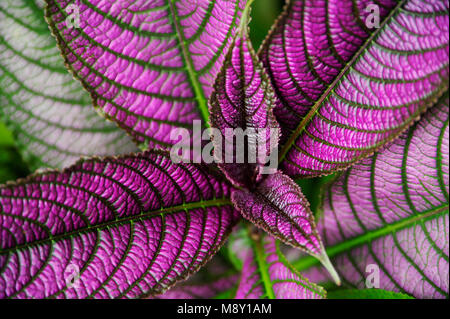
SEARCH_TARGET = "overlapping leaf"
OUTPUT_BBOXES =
[261,0,449,178]
[234,234,325,299]
[0,0,136,170]
[299,94,449,298]
[209,13,279,188]
[155,273,238,299]
[152,253,239,299]
[0,150,239,298]
[45,0,246,149]
[231,171,339,284]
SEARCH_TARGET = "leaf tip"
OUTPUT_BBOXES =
[318,250,341,286]
[239,0,255,33]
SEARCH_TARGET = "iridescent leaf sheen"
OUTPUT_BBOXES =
[45,0,246,149]
[261,0,449,178]
[301,94,449,299]
[0,0,136,170]
[0,150,239,298]
[234,234,325,299]
[209,12,279,188]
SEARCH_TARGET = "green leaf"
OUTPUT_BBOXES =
[327,289,414,299]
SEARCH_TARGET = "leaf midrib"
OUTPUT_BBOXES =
[278,0,406,163]
[0,197,232,254]
[169,0,209,125]
[251,236,275,299]
[293,204,449,271]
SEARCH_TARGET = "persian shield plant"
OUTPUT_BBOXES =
[0,0,448,299]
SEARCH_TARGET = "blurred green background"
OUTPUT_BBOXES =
[249,0,284,48]
[0,121,30,183]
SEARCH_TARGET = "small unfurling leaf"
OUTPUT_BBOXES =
[209,7,279,188]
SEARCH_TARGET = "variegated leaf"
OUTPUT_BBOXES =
[261,0,449,178]
[0,0,136,170]
[296,93,449,299]
[45,0,246,149]
[209,6,279,188]
[0,150,239,298]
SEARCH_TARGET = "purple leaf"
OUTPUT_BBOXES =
[306,94,449,299]
[209,8,279,188]
[0,150,239,298]
[0,0,137,170]
[235,234,325,299]
[44,0,246,149]
[231,171,340,284]
[260,0,449,178]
